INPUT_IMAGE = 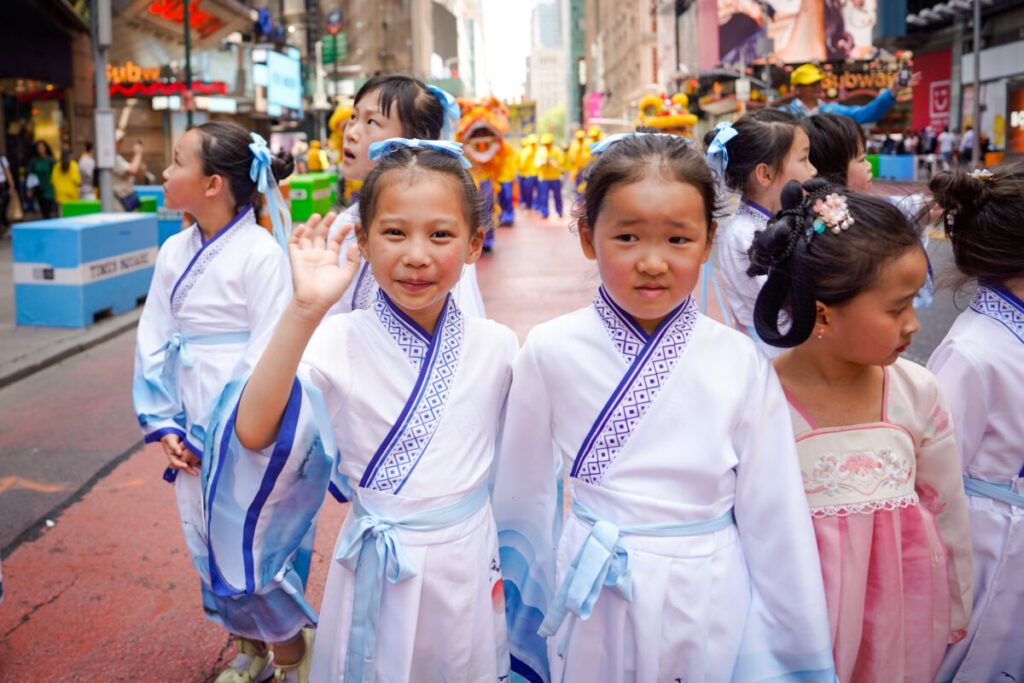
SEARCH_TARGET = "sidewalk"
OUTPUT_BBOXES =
[0,234,143,389]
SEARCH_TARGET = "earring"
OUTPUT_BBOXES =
[815,329,824,339]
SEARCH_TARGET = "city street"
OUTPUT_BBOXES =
[0,190,960,680]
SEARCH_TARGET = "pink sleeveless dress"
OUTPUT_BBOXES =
[785,359,973,683]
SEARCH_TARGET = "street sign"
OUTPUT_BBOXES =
[326,9,342,34]
[321,33,348,63]
[735,78,751,101]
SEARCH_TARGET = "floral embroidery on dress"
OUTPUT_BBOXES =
[803,447,915,502]
[917,481,949,522]
[926,404,950,436]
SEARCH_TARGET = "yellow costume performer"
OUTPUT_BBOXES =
[534,132,566,219]
[635,93,698,140]
[456,96,518,248]
[517,133,540,211]
[327,100,361,206]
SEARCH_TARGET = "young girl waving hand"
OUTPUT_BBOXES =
[132,122,304,682]
[205,140,516,683]
[327,74,485,317]
[748,180,973,682]
[494,133,834,683]
[928,160,1024,683]
[704,110,816,354]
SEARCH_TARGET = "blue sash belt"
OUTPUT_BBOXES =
[152,330,251,388]
[335,483,490,683]
[539,500,736,657]
[963,475,1024,508]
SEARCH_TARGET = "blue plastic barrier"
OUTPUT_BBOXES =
[877,154,915,181]
[12,213,158,327]
[135,185,185,246]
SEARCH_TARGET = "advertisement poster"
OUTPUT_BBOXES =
[912,49,952,133]
[963,81,1008,150]
[505,102,537,146]
[717,0,877,66]
[1007,85,1024,154]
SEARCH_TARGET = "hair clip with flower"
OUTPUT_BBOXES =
[811,192,854,234]
[970,168,995,182]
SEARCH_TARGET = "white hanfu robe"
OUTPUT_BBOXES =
[493,287,835,683]
[326,201,487,317]
[131,206,311,642]
[715,200,783,358]
[205,291,517,682]
[930,284,1024,682]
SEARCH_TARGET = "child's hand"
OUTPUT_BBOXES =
[160,433,200,476]
[288,212,362,319]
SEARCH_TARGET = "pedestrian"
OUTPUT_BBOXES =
[78,142,95,199]
[26,140,56,219]
[112,131,143,211]
[959,126,975,168]
[325,74,485,317]
[804,113,872,192]
[534,132,565,219]
[928,159,1024,683]
[784,63,919,124]
[494,132,835,683]
[748,179,973,683]
[219,140,515,683]
[131,122,304,683]
[703,109,817,355]
[0,153,15,235]
[50,146,80,214]
[938,126,955,170]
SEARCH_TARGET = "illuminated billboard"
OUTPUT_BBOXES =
[718,0,878,65]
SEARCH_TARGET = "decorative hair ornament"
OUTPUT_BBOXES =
[811,192,854,234]
[588,131,688,154]
[367,137,472,169]
[970,168,995,182]
[945,207,958,227]
[426,85,461,141]
[248,132,292,250]
[704,121,738,178]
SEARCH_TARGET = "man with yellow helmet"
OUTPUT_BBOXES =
[517,134,539,212]
[534,132,566,219]
[783,63,917,124]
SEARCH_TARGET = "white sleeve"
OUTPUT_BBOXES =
[927,340,990,469]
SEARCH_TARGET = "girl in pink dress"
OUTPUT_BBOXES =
[747,179,973,682]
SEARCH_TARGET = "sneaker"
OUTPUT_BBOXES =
[215,636,275,683]
[273,627,313,683]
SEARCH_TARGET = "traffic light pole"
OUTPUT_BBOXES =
[184,0,193,128]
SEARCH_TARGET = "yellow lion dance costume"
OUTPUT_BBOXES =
[635,93,698,140]
[456,96,518,249]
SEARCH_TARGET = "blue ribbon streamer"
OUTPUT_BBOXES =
[705,121,738,184]
[367,137,472,169]
[248,132,292,250]
[588,131,688,155]
[426,84,461,141]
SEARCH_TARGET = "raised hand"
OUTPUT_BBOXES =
[288,212,362,320]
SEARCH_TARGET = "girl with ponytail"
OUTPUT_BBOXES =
[927,158,1024,683]
[749,179,973,682]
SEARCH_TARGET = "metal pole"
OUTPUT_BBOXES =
[971,0,981,168]
[184,0,193,128]
[949,15,963,137]
[91,0,115,211]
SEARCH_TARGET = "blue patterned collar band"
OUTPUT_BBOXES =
[248,132,291,250]
[426,85,461,141]
[367,137,472,169]
[588,131,688,155]
[971,284,1024,344]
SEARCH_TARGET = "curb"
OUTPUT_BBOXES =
[0,310,142,390]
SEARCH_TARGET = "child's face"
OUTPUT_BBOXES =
[820,247,926,366]
[342,89,404,182]
[580,177,714,335]
[162,129,207,212]
[359,171,482,333]
[846,141,873,192]
[765,127,816,207]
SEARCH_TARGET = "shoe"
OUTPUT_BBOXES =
[215,636,275,683]
[274,627,313,683]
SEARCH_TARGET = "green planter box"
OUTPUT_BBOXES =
[61,199,101,217]
[289,175,316,222]
[311,172,333,216]
[139,196,158,213]
[866,154,879,180]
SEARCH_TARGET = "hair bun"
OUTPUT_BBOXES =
[271,151,295,181]
[779,179,806,211]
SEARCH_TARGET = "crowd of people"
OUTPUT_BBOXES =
[116,68,1024,683]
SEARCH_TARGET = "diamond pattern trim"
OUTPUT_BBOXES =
[970,285,1024,344]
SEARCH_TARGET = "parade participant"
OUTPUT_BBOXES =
[534,132,565,219]
[634,93,698,140]
[784,63,917,124]
[327,101,362,207]
[748,179,973,683]
[927,160,1024,683]
[456,95,518,244]
[132,122,307,683]
[494,132,834,683]
[804,113,872,192]
[517,133,539,212]
[704,109,816,354]
[327,74,485,316]
[213,141,516,683]
[306,140,328,172]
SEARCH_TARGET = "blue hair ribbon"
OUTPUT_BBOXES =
[248,132,291,250]
[426,84,461,141]
[367,137,472,169]
[588,131,690,155]
[704,121,737,184]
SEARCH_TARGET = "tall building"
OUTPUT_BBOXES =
[527,0,568,125]
[584,0,659,126]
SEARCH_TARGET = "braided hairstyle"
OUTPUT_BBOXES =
[748,179,919,347]
[926,157,1024,288]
